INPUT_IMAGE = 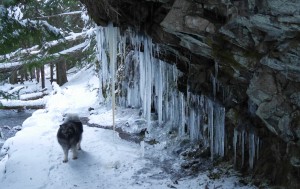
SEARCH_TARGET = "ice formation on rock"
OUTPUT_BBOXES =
[95,25,227,159]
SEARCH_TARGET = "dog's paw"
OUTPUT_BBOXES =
[72,157,78,160]
[63,159,68,163]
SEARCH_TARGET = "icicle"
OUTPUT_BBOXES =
[208,101,226,157]
[187,94,203,141]
[241,130,245,167]
[249,131,255,169]
[95,26,229,163]
[217,106,225,156]
[170,91,175,125]
[107,23,118,133]
[139,51,146,112]
[95,26,107,102]
[219,106,225,157]
[233,126,260,169]
[137,38,151,129]
[256,137,260,160]
[179,92,185,136]
[189,108,196,141]
[144,38,153,129]
[207,99,214,160]
[197,108,203,141]
[233,128,238,166]
[123,51,141,108]
[157,60,163,125]
[211,75,216,100]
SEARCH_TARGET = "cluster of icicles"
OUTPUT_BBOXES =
[95,24,259,168]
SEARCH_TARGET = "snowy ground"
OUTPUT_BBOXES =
[0,66,256,189]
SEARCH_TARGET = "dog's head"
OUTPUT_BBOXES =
[60,123,75,137]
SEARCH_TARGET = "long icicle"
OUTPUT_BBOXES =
[108,23,117,134]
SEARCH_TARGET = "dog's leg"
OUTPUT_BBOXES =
[77,135,82,150]
[72,145,78,160]
[77,140,82,150]
[63,148,69,163]
[77,143,81,150]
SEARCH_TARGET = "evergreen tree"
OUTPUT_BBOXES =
[0,0,95,86]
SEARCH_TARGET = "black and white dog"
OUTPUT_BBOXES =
[57,113,83,163]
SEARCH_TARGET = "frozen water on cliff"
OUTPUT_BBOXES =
[95,25,227,159]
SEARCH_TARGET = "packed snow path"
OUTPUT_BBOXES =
[0,114,255,189]
[0,67,256,189]
[1,116,158,189]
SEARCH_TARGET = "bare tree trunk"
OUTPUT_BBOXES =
[61,60,68,85]
[56,60,68,86]
[50,63,54,83]
[20,71,24,84]
[41,65,45,89]
[19,67,28,83]
[24,68,29,81]
[36,68,40,83]
[30,69,35,81]
[55,63,60,85]
[9,71,18,84]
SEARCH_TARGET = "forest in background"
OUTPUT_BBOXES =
[0,0,95,90]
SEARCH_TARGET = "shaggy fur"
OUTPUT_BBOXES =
[57,113,83,163]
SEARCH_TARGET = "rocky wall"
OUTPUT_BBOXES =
[79,0,300,187]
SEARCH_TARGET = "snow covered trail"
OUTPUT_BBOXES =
[0,111,161,189]
[0,66,256,189]
[0,66,171,189]
[0,112,254,189]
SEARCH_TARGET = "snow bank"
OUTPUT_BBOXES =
[20,92,45,100]
[0,98,47,107]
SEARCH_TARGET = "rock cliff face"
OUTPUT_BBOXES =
[79,0,300,187]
